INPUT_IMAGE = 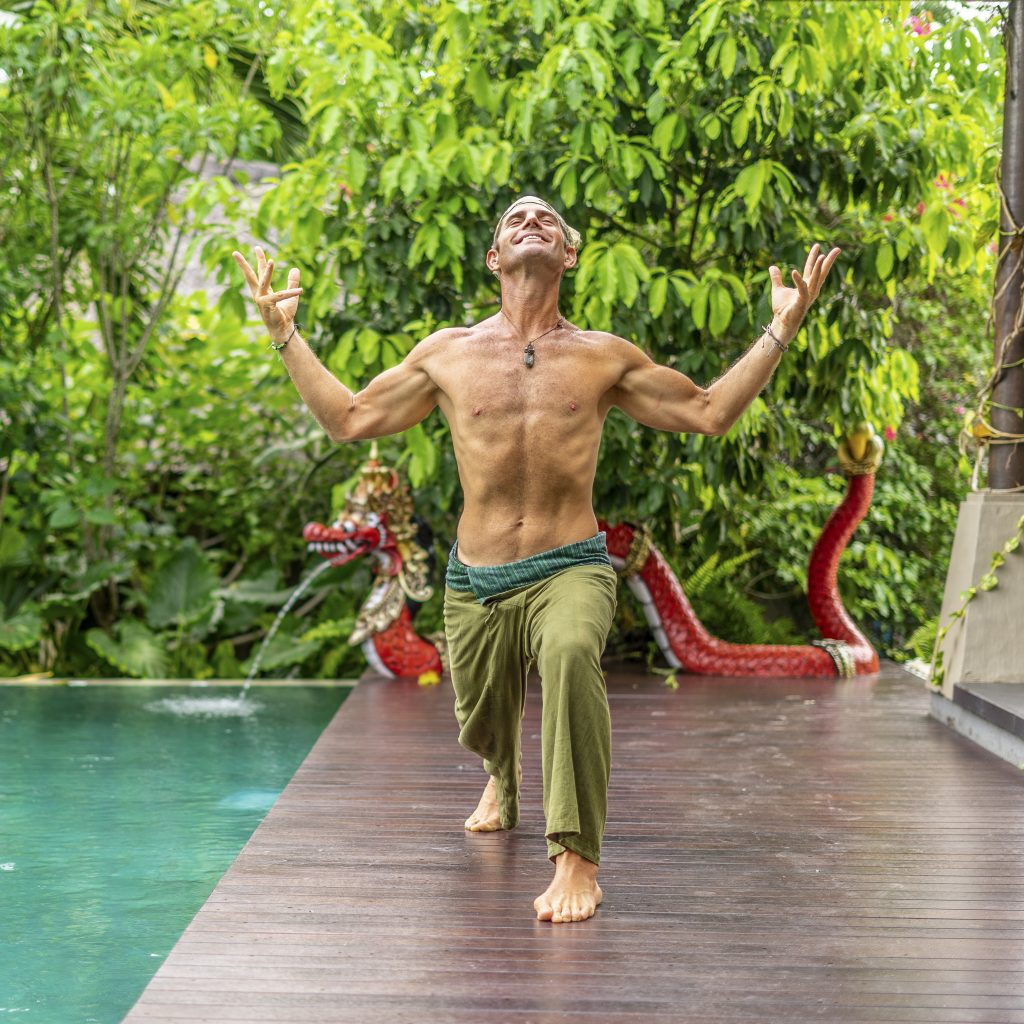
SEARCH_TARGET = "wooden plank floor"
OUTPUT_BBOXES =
[125,663,1024,1023]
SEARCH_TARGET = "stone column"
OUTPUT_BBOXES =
[933,3,1024,737]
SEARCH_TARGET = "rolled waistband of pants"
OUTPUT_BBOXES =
[446,532,612,604]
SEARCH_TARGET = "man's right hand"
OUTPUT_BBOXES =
[231,246,304,343]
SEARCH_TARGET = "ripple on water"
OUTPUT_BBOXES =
[217,789,282,811]
[145,696,264,718]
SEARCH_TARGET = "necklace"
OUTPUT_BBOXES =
[500,308,565,368]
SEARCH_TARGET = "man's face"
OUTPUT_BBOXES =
[487,203,578,278]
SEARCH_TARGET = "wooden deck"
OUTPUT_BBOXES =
[125,663,1024,1023]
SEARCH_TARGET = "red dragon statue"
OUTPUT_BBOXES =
[303,428,883,681]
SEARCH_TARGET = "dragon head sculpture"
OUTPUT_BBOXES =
[303,447,433,601]
[301,447,443,677]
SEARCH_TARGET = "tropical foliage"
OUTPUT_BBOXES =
[0,0,1001,678]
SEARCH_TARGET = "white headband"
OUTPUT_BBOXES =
[492,195,582,251]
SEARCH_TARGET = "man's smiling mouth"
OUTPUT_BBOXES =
[515,233,547,244]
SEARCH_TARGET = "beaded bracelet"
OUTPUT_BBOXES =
[761,322,789,354]
[269,322,301,352]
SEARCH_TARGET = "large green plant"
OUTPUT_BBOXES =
[258,0,999,642]
[1,0,288,618]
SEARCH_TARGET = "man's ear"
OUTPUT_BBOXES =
[486,247,500,276]
[563,247,578,271]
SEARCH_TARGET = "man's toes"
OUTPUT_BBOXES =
[570,897,584,922]
[535,897,554,921]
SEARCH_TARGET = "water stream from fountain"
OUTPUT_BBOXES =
[242,559,336,694]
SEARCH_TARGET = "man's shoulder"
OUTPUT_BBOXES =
[407,324,478,363]
[571,328,648,366]
[571,327,629,347]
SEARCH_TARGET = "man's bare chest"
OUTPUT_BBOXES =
[434,343,610,424]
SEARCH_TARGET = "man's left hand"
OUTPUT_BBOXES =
[769,243,842,332]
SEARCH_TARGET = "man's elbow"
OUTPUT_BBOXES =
[325,411,362,444]
[693,389,730,436]
[324,397,364,444]
[329,420,376,444]
[705,410,734,437]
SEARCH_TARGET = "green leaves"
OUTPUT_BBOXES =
[681,270,746,338]
[404,423,437,488]
[217,571,294,608]
[0,606,42,653]
[921,204,951,258]
[86,621,169,678]
[242,633,323,674]
[146,540,216,630]
[875,242,895,281]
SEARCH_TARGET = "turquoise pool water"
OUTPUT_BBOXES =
[1,684,349,1024]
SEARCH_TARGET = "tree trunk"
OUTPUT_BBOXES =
[992,0,1024,489]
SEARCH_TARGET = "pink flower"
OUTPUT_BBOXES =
[882,213,894,222]
[884,425,897,442]
[955,405,966,416]
[915,201,926,215]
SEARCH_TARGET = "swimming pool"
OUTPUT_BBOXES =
[1,683,350,1024]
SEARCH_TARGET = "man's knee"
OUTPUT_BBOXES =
[538,630,597,667]
[536,633,608,699]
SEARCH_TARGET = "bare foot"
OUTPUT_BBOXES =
[464,776,503,832]
[464,763,522,832]
[534,850,603,923]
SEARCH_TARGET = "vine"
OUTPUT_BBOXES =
[930,513,1024,689]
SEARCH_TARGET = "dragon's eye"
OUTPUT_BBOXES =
[342,519,355,531]
[364,512,381,528]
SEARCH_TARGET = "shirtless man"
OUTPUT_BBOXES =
[232,197,839,924]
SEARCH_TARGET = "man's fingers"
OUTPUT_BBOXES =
[791,269,809,296]
[259,258,275,292]
[812,247,843,296]
[232,250,254,275]
[256,287,303,305]
[802,243,820,280]
[810,253,827,290]
[768,265,783,287]
[232,251,260,294]
[288,267,300,288]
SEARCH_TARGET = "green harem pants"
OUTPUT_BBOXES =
[443,563,618,865]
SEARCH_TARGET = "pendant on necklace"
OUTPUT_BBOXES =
[523,343,535,368]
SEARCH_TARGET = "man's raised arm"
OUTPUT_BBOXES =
[232,247,438,443]
[609,244,841,436]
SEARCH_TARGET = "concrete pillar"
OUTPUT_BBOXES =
[934,492,1024,701]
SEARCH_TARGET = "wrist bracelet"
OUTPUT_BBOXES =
[761,322,789,355]
[270,322,301,352]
